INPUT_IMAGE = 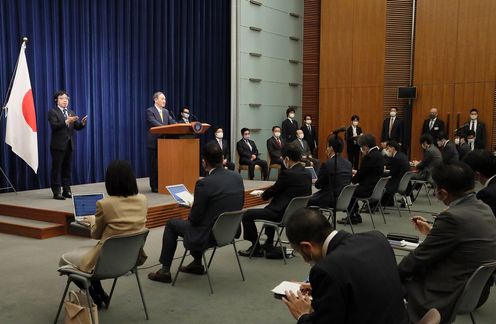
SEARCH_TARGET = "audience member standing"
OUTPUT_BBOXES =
[281,107,299,143]
[301,114,317,155]
[463,108,486,149]
[381,107,404,148]
[398,162,496,323]
[236,128,268,180]
[283,208,408,324]
[421,107,445,140]
[345,115,363,170]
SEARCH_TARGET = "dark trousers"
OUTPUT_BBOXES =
[148,148,158,191]
[302,157,320,172]
[240,158,268,180]
[50,144,73,194]
[242,208,280,245]
[269,157,286,171]
[159,219,202,267]
[347,146,361,170]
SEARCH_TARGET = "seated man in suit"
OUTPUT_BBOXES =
[382,140,410,207]
[236,128,268,180]
[177,106,196,124]
[294,129,320,171]
[301,115,317,155]
[411,134,443,183]
[436,131,459,164]
[455,130,471,160]
[398,162,496,323]
[209,126,234,170]
[463,150,496,216]
[266,126,286,170]
[239,143,312,257]
[148,142,245,283]
[281,107,299,143]
[282,208,408,324]
[308,136,352,208]
[338,134,385,225]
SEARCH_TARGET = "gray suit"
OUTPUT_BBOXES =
[415,144,442,182]
[440,140,459,164]
[293,138,320,170]
[398,194,496,323]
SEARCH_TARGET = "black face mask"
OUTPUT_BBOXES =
[429,113,436,119]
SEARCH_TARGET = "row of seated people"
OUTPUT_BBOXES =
[58,140,496,323]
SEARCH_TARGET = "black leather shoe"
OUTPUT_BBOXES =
[148,270,172,283]
[151,188,158,193]
[53,193,65,200]
[62,191,72,199]
[179,262,205,275]
[239,245,264,257]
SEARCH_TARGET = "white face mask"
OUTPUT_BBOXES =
[352,121,359,126]
[274,132,281,138]
[454,138,460,145]
[182,113,190,119]
[437,141,444,147]
[470,114,477,120]
[288,113,295,119]
[215,132,223,139]
[283,158,289,169]
[243,135,250,140]
[468,138,475,144]
[305,119,312,125]
[386,150,393,157]
[298,134,304,140]
[390,111,397,117]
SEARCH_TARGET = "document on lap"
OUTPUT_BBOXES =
[176,191,194,206]
[250,190,264,196]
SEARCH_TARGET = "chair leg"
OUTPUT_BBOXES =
[134,268,150,320]
[107,278,118,309]
[172,250,188,286]
[54,279,71,324]
[366,201,376,229]
[470,312,476,324]
[202,253,214,294]
[207,247,217,269]
[378,202,386,224]
[249,224,265,259]
[274,228,287,265]
[425,184,432,205]
[232,241,245,281]
[395,197,402,218]
[85,286,96,324]
[346,211,355,234]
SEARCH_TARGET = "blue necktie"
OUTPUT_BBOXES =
[63,109,68,119]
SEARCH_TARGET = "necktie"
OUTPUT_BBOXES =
[389,118,394,138]
[300,140,304,149]
[159,109,163,123]
[429,119,434,130]
[307,125,311,132]
[276,138,281,147]
[218,139,223,150]
[245,140,252,151]
[470,121,475,131]
[63,109,68,119]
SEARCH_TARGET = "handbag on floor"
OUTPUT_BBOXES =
[64,290,99,324]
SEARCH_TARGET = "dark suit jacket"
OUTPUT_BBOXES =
[457,142,470,160]
[177,116,197,124]
[210,139,231,161]
[146,106,176,149]
[381,117,404,144]
[440,140,459,164]
[261,163,312,216]
[421,118,445,140]
[48,107,85,151]
[184,168,244,251]
[311,155,352,208]
[387,151,410,191]
[345,126,363,149]
[236,139,261,164]
[463,120,486,149]
[416,144,443,180]
[301,124,317,153]
[298,231,408,324]
[266,136,285,161]
[477,176,496,217]
[398,194,496,323]
[293,138,312,157]
[281,118,299,142]
[352,147,385,197]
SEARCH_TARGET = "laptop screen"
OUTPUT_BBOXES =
[166,184,190,205]
[73,194,104,219]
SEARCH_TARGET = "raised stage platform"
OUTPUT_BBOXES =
[0,178,272,239]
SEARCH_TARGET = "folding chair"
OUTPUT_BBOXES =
[319,184,358,233]
[355,177,390,229]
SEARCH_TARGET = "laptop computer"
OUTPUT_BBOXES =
[306,166,318,183]
[166,184,194,207]
[72,193,104,222]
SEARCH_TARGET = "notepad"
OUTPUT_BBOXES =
[166,184,194,207]
[271,281,302,297]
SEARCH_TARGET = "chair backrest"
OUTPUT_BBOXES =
[453,261,496,315]
[335,184,358,212]
[281,195,312,226]
[211,210,244,247]
[397,171,416,194]
[369,176,391,201]
[93,229,149,279]
[418,308,441,324]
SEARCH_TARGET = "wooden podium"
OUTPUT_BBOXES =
[150,123,210,194]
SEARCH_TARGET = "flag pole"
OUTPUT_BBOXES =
[1,37,28,120]
[0,37,26,193]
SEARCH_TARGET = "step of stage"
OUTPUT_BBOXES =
[0,215,65,239]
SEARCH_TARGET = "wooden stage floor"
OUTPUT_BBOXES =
[0,178,272,239]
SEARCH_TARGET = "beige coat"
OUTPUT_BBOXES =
[78,194,147,272]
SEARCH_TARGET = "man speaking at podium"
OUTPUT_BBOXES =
[146,91,176,192]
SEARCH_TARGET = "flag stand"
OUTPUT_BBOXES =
[0,38,27,193]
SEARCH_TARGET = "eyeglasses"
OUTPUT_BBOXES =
[58,96,70,100]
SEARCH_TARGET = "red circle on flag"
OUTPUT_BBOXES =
[22,89,37,132]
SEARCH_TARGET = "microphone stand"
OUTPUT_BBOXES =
[329,128,346,229]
